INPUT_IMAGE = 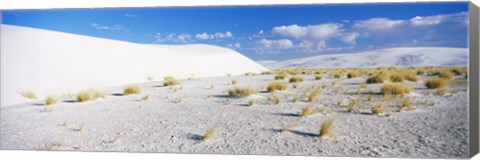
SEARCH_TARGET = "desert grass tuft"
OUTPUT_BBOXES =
[371,103,384,115]
[390,74,404,83]
[20,91,37,100]
[347,71,361,79]
[405,74,419,82]
[301,105,317,117]
[275,74,287,80]
[315,74,323,80]
[248,100,255,106]
[267,82,288,92]
[45,95,58,105]
[227,87,258,98]
[164,76,181,86]
[77,89,106,102]
[141,95,149,101]
[307,88,321,103]
[347,99,360,113]
[400,98,412,111]
[123,85,141,95]
[380,84,411,96]
[202,126,219,141]
[319,119,335,138]
[366,74,390,83]
[289,76,304,83]
[425,78,449,89]
[268,94,281,105]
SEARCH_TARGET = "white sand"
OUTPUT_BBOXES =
[258,47,468,69]
[0,74,469,158]
[1,24,268,106]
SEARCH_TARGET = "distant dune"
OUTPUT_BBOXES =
[0,24,268,106]
[258,47,468,69]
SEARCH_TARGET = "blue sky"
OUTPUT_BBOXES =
[1,2,468,60]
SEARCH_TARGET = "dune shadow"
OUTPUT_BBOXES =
[111,93,124,96]
[31,103,45,106]
[213,94,233,98]
[289,130,319,137]
[153,85,166,88]
[273,112,302,117]
[62,100,76,103]
[186,133,204,141]
[342,82,364,86]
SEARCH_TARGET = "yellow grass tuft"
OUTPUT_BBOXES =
[435,70,453,79]
[347,99,360,113]
[267,82,288,92]
[400,98,412,111]
[390,74,404,83]
[20,91,37,100]
[425,78,449,89]
[405,73,419,82]
[315,74,323,80]
[307,88,321,103]
[301,105,317,117]
[202,126,219,141]
[141,95,149,101]
[123,85,141,95]
[437,89,446,96]
[268,94,281,105]
[371,104,384,115]
[347,71,361,78]
[248,100,255,106]
[76,89,106,102]
[319,119,335,138]
[275,73,287,80]
[164,76,181,86]
[380,84,411,96]
[289,76,304,83]
[45,95,58,106]
[366,74,390,83]
[227,87,258,97]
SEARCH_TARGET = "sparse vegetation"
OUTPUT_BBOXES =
[405,74,419,82]
[231,80,238,85]
[202,126,219,141]
[380,84,411,96]
[248,100,255,106]
[268,94,281,105]
[307,88,321,103]
[77,89,106,102]
[371,104,384,115]
[267,82,288,92]
[289,76,304,83]
[347,71,360,78]
[301,105,317,117]
[315,74,323,80]
[227,87,258,97]
[425,78,449,89]
[319,119,335,138]
[45,95,58,105]
[390,74,404,83]
[141,95,149,101]
[367,74,390,83]
[347,99,360,113]
[275,74,287,80]
[123,85,141,95]
[164,76,181,86]
[20,91,37,100]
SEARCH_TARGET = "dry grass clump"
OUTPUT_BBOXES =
[425,78,449,89]
[268,94,281,105]
[123,85,141,95]
[164,76,181,86]
[20,91,37,100]
[289,76,304,83]
[437,89,446,96]
[227,87,258,97]
[261,71,274,75]
[366,74,390,83]
[301,105,317,117]
[347,71,361,78]
[141,95,149,101]
[77,89,106,102]
[380,84,411,96]
[434,70,453,79]
[202,126,219,141]
[319,119,335,138]
[347,99,360,113]
[390,74,404,83]
[405,73,419,82]
[245,72,257,76]
[45,95,58,105]
[400,98,412,111]
[267,82,288,92]
[248,100,255,106]
[307,88,321,103]
[275,74,287,80]
[451,67,465,75]
[315,74,323,80]
[417,69,426,75]
[380,84,412,96]
[371,104,384,115]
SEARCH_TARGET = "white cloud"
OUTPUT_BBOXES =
[410,12,468,26]
[272,23,343,40]
[195,33,213,40]
[228,43,241,48]
[353,18,405,30]
[339,32,360,45]
[124,14,138,18]
[90,23,127,31]
[258,39,293,49]
[155,33,192,43]
[195,31,233,40]
[258,30,264,35]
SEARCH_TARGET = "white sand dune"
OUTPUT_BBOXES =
[0,24,268,106]
[258,47,468,69]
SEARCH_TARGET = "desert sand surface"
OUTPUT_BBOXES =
[1,72,469,158]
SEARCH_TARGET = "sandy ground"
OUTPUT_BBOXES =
[0,74,469,158]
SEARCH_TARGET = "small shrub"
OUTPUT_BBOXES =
[390,74,404,83]
[307,88,321,103]
[347,71,360,78]
[380,84,411,96]
[366,74,390,83]
[405,74,419,82]
[45,95,58,105]
[202,126,219,141]
[123,85,141,95]
[451,67,464,75]
[315,74,323,80]
[435,70,453,79]
[371,104,384,115]
[164,76,181,86]
[268,94,281,105]
[228,87,258,97]
[301,105,317,117]
[267,82,288,92]
[319,119,335,138]
[248,100,255,106]
[425,78,449,89]
[77,89,106,102]
[275,74,287,80]
[20,91,37,100]
[289,76,304,83]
